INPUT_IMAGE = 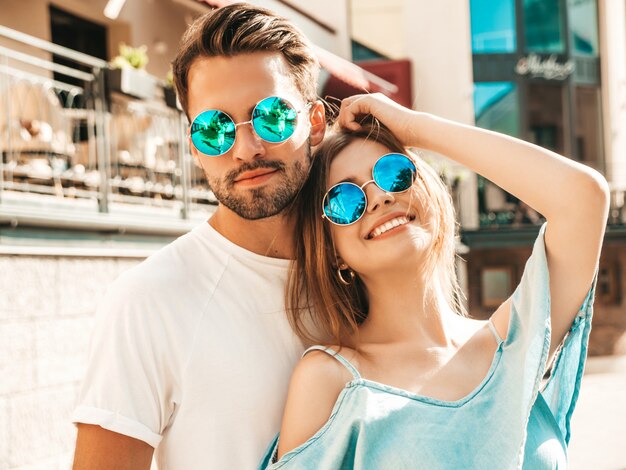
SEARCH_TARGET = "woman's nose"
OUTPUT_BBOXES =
[364,181,395,213]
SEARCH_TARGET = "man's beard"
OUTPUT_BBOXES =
[207,146,311,220]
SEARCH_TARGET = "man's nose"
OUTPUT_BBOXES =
[231,122,266,162]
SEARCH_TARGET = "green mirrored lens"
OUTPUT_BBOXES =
[252,97,298,143]
[324,183,366,225]
[190,110,236,156]
[373,153,417,192]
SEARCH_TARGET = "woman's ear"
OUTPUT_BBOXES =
[334,257,350,271]
[308,100,326,147]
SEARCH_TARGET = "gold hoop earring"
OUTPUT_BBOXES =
[337,266,355,286]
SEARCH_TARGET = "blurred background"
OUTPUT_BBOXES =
[0,0,624,468]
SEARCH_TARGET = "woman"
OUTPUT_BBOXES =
[260,94,609,469]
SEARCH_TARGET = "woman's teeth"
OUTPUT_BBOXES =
[369,216,411,239]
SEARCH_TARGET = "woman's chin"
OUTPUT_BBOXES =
[355,240,431,277]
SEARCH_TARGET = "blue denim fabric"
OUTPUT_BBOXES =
[259,222,597,469]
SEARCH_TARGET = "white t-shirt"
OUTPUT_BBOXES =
[72,221,305,469]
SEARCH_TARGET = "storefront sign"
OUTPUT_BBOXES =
[515,54,575,80]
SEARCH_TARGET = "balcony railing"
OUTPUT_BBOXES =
[0,26,215,237]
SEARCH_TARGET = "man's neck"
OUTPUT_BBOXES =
[208,205,295,259]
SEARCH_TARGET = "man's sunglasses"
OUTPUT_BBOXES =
[189,96,310,156]
[322,153,417,226]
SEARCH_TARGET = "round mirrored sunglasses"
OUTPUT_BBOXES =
[322,153,417,226]
[189,96,310,157]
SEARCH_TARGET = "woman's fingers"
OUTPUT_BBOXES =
[337,93,419,147]
[339,93,392,130]
[339,94,370,130]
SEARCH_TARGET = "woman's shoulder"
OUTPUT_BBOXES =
[297,344,359,384]
[277,345,355,459]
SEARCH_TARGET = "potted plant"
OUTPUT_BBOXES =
[163,69,179,110]
[107,43,156,100]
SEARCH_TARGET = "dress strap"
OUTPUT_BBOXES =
[302,345,361,380]
[487,318,503,344]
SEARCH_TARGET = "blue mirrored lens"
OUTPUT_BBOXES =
[252,97,298,143]
[324,183,366,225]
[190,110,236,156]
[373,153,417,192]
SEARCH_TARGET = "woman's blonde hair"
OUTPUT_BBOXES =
[286,115,467,347]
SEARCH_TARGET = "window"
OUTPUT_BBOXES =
[470,0,517,53]
[575,86,603,171]
[527,83,565,153]
[595,258,621,305]
[474,82,520,137]
[481,267,513,308]
[568,0,599,56]
[524,0,565,53]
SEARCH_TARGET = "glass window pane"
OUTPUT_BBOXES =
[474,82,520,137]
[527,83,564,153]
[481,267,513,307]
[473,82,541,227]
[524,0,565,53]
[568,0,599,56]
[470,0,517,53]
[575,86,603,171]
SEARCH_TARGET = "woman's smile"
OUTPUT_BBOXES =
[365,213,416,240]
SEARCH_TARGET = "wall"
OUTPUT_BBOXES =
[263,0,351,58]
[0,253,144,469]
[350,0,406,59]
[599,0,626,189]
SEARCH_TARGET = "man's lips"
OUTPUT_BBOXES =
[234,168,278,184]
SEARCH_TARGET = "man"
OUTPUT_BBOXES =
[71,4,326,469]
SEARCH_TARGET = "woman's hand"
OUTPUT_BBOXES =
[337,93,427,148]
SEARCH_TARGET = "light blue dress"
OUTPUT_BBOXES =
[259,222,598,469]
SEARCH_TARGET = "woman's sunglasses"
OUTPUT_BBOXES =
[189,96,309,156]
[322,153,417,226]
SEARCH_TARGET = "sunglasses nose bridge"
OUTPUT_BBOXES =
[363,179,394,213]
[231,119,266,160]
[234,119,253,130]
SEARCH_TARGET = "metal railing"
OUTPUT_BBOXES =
[0,26,215,236]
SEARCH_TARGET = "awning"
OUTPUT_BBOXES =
[321,57,412,108]
[195,0,400,97]
[311,45,397,95]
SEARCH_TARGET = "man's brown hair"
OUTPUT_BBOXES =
[172,3,320,119]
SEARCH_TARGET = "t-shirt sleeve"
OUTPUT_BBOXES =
[71,272,178,448]
[258,433,280,469]
[504,221,599,444]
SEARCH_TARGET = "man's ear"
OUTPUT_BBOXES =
[188,136,204,169]
[308,100,326,147]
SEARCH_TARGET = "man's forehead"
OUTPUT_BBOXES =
[186,52,302,116]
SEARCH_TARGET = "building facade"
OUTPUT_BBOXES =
[350,0,626,355]
[464,0,625,356]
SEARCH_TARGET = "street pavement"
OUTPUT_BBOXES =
[569,355,626,470]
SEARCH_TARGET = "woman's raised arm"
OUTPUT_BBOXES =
[337,93,610,357]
